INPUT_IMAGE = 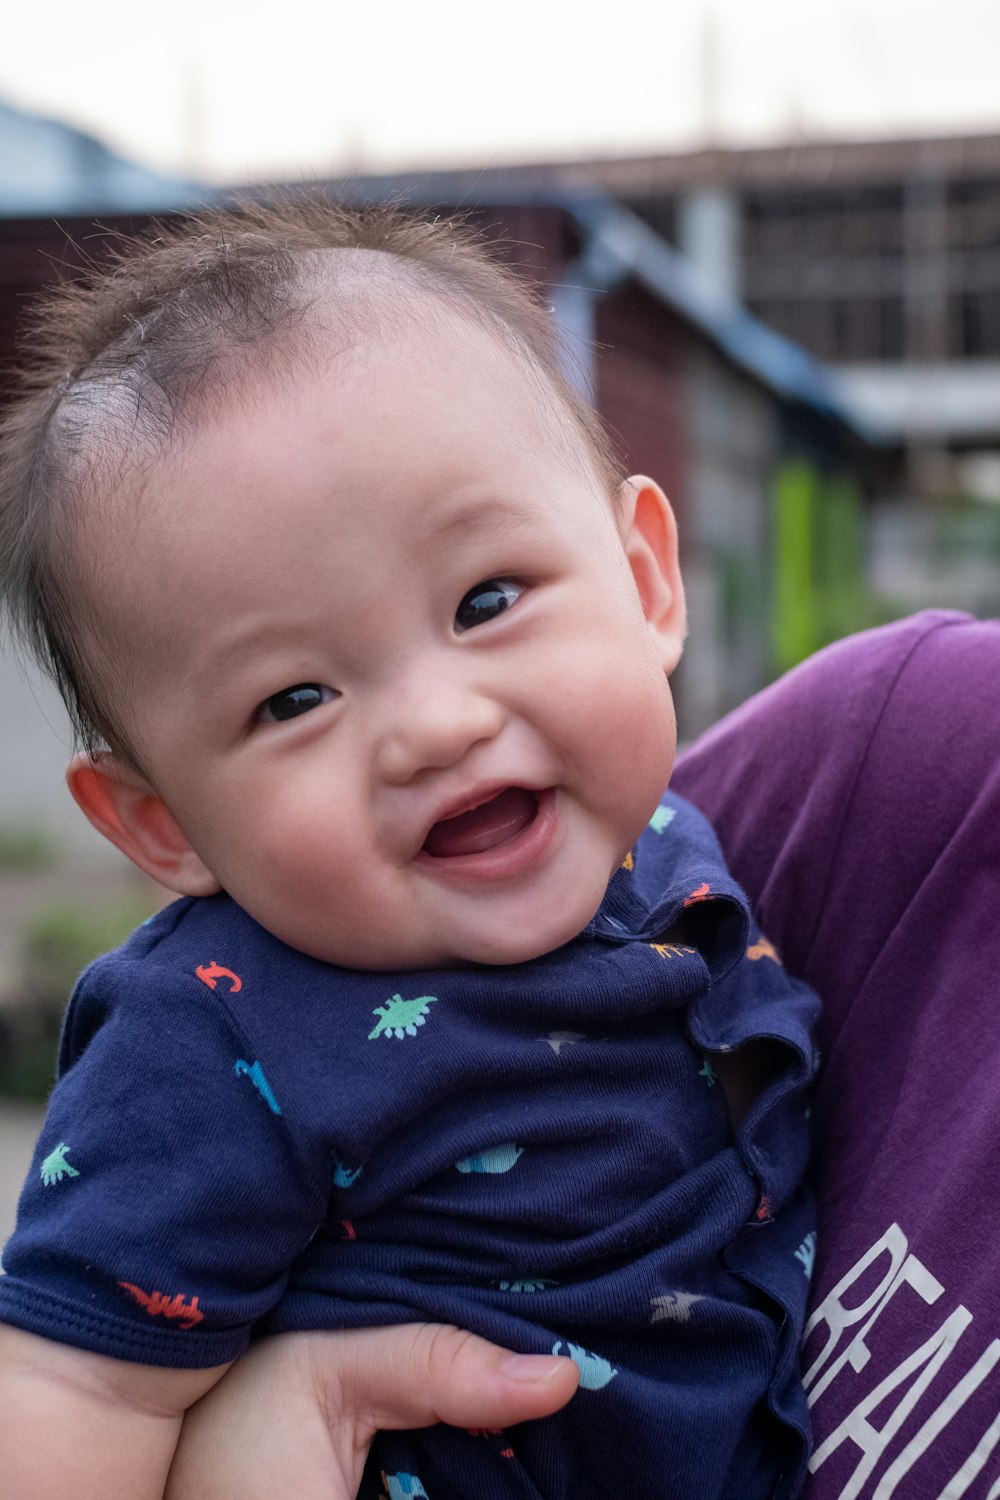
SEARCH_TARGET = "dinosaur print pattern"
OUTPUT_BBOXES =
[746,937,781,964]
[754,1194,774,1223]
[39,1143,79,1186]
[467,1427,515,1458]
[195,961,243,993]
[497,1277,557,1292]
[0,788,816,1500]
[683,882,712,907]
[456,1143,524,1174]
[333,1159,362,1188]
[234,1058,282,1114]
[650,942,696,960]
[795,1231,816,1279]
[552,1340,618,1390]
[382,1474,430,1500]
[648,805,676,834]
[118,1281,204,1329]
[368,993,437,1040]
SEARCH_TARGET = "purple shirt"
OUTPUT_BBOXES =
[674,610,1000,1500]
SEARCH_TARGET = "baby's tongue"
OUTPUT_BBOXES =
[423,787,536,858]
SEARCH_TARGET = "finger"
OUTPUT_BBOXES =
[316,1324,579,1439]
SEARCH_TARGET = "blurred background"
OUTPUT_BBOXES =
[2,0,1000,1227]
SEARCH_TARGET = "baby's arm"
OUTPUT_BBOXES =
[0,1324,231,1500]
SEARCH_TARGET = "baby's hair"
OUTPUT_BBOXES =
[0,196,623,770]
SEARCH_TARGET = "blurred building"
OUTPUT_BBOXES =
[0,122,877,846]
[0,97,197,216]
[579,133,1000,491]
[338,137,1000,619]
[0,189,868,776]
[0,101,202,857]
[579,133,1000,618]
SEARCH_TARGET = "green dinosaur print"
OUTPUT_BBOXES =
[40,1143,79,1186]
[497,1277,557,1292]
[648,805,676,834]
[368,993,437,1040]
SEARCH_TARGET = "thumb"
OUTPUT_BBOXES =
[319,1323,579,1437]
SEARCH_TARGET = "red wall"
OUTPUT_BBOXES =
[595,284,690,544]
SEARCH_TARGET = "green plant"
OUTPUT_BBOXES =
[0,896,156,1101]
[19,900,152,1006]
[0,824,58,873]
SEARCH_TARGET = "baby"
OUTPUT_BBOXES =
[0,200,818,1500]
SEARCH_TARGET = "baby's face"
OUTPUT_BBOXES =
[103,311,684,968]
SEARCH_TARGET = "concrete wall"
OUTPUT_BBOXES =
[0,645,114,860]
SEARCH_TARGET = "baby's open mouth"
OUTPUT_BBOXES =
[422,787,539,858]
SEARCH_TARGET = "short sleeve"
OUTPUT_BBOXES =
[672,610,1000,1047]
[0,951,329,1368]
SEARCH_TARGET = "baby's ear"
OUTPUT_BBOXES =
[66,753,221,898]
[618,475,687,674]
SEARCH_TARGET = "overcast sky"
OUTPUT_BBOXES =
[3,0,999,184]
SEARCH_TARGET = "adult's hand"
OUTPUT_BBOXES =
[166,1324,578,1499]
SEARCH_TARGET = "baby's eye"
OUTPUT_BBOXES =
[454,579,524,633]
[255,684,337,725]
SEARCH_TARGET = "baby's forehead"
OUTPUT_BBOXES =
[64,257,603,629]
[163,271,591,503]
[73,282,591,590]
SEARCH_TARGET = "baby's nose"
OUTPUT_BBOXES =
[376,682,505,784]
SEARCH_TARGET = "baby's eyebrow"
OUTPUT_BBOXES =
[185,616,309,701]
[426,496,539,546]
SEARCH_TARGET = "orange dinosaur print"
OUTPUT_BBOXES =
[683,882,711,907]
[620,851,634,872]
[754,1195,774,1223]
[650,943,696,960]
[746,937,781,964]
[467,1428,514,1458]
[336,1219,357,1241]
[195,961,243,994]
[118,1281,205,1329]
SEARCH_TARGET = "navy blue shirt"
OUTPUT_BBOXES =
[0,792,819,1499]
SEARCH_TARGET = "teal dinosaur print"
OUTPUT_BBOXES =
[456,1143,524,1174]
[333,1159,362,1188]
[699,1058,717,1087]
[551,1340,618,1390]
[383,1474,430,1500]
[40,1143,79,1186]
[648,805,676,834]
[796,1231,817,1279]
[234,1058,282,1115]
[368,993,437,1040]
[498,1277,557,1292]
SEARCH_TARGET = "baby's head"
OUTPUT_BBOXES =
[0,200,686,970]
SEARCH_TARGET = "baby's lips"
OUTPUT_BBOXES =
[422,787,538,858]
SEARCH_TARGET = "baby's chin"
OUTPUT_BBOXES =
[416,898,614,971]
[280,901,607,973]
